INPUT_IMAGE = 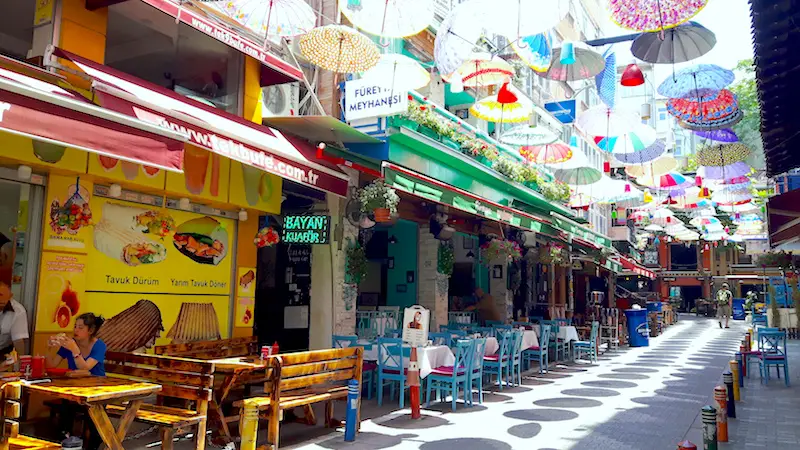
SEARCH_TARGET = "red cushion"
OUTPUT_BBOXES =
[363,362,378,372]
[430,365,467,376]
[762,355,786,360]
[382,368,408,375]
[526,346,540,351]
[484,355,508,362]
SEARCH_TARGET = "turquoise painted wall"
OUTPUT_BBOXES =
[386,219,418,308]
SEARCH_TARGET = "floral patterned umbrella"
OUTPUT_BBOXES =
[444,52,514,88]
[433,3,484,76]
[501,124,559,146]
[667,89,738,122]
[209,0,315,39]
[299,25,381,73]
[339,0,434,38]
[696,143,751,166]
[609,0,709,32]
[680,109,743,131]
[594,123,657,153]
[657,64,735,98]
[511,32,553,73]
[614,139,667,165]
[538,44,606,81]
[519,142,573,164]
[694,128,739,143]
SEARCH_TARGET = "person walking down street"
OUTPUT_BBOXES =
[465,287,501,325]
[717,283,733,329]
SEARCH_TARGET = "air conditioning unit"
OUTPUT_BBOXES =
[262,83,300,117]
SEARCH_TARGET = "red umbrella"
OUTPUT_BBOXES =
[519,142,572,164]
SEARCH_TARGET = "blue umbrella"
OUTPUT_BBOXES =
[511,32,553,72]
[614,139,667,165]
[694,128,739,143]
[595,50,616,108]
[657,64,735,98]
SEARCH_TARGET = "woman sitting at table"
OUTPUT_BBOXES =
[46,313,106,449]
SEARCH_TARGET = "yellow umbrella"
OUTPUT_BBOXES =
[470,84,532,123]
[625,155,678,178]
[299,25,381,73]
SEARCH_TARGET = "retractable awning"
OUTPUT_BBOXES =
[550,213,613,249]
[619,255,657,279]
[767,188,800,248]
[55,48,350,197]
[0,59,185,171]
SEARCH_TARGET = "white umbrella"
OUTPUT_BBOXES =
[501,124,559,146]
[339,0,434,38]
[576,105,640,137]
[434,3,485,76]
[209,0,315,39]
[483,0,569,40]
[361,53,430,90]
[644,224,664,232]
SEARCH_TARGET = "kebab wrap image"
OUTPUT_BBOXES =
[166,302,221,344]
[172,216,228,265]
[94,220,167,266]
[96,299,164,352]
[101,203,175,238]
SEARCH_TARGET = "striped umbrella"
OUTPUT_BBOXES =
[595,50,617,108]
[594,124,657,153]
[614,139,667,165]
[519,142,573,164]
[553,166,603,186]
[637,172,687,189]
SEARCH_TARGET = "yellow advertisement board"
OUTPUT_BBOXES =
[42,175,94,253]
[236,267,256,298]
[165,145,230,204]
[0,132,87,174]
[87,153,166,191]
[35,252,87,332]
[234,297,254,327]
[84,292,229,352]
[86,197,234,295]
[228,161,282,214]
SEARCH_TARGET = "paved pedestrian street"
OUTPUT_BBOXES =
[287,316,761,450]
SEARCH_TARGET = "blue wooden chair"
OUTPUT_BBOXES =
[467,337,487,405]
[523,325,551,374]
[543,320,568,361]
[333,334,375,398]
[428,332,452,346]
[752,314,767,327]
[529,316,544,324]
[426,340,473,411]
[476,327,494,337]
[745,327,779,377]
[509,330,524,386]
[573,321,600,363]
[493,324,513,333]
[449,329,468,339]
[758,329,790,386]
[383,328,401,338]
[483,330,512,390]
[376,337,410,407]
[486,320,504,327]
[439,325,451,332]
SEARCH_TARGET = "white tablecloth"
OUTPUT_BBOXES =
[534,326,580,342]
[484,337,499,355]
[363,344,455,379]
[483,331,538,355]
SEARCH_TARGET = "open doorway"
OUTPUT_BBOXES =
[681,286,703,313]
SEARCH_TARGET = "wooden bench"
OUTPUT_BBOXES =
[154,337,259,359]
[234,347,363,450]
[104,352,215,450]
[0,382,59,450]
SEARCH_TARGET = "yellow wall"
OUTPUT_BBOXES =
[58,0,107,88]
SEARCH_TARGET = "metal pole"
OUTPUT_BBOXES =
[344,379,359,441]
[714,386,728,442]
[723,371,736,418]
[701,405,718,450]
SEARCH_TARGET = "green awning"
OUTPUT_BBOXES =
[384,163,562,237]
[551,214,612,249]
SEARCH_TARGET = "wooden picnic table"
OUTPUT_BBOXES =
[23,377,161,450]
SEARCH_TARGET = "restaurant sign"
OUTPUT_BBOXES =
[282,215,331,244]
[344,78,408,121]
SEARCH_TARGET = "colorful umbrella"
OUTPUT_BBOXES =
[433,3,484,76]
[538,44,606,81]
[718,202,759,214]
[631,21,716,64]
[594,123,657,153]
[470,93,532,124]
[690,216,721,228]
[609,0,709,32]
[361,53,430,90]
[595,51,617,108]
[339,0,434,38]
[694,128,739,143]
[673,187,712,210]
[299,25,381,73]
[667,89,738,122]
[553,166,603,186]
[576,105,639,137]
[614,139,667,165]
[511,32,553,73]
[625,155,678,178]
[519,142,573,164]
[568,192,595,210]
[657,64,735,98]
[697,162,752,180]
[680,109,743,131]
[637,171,687,189]
[501,125,558,146]
[644,223,664,232]
[444,52,514,88]
[211,0,315,39]
[485,0,568,40]
[712,185,753,205]
[696,143,751,166]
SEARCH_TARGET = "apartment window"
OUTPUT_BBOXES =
[658,107,667,121]
[0,3,35,62]
[105,1,242,113]
[670,244,698,271]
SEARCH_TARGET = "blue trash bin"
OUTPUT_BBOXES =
[625,309,649,347]
[732,298,746,320]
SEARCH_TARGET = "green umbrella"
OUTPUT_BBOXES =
[553,166,602,186]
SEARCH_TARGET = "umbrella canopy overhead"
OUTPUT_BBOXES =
[519,142,573,164]
[697,143,752,166]
[631,21,716,64]
[211,0,315,39]
[594,123,657,153]
[680,109,743,131]
[614,139,667,165]
[667,89,739,122]
[361,53,430,90]
[657,64,735,98]
[512,32,553,73]
[638,171,687,189]
[444,52,514,87]
[576,105,640,137]
[538,44,606,81]
[608,0,709,32]
[501,125,559,146]
[553,165,603,186]
[434,4,485,76]
[299,25,381,73]
[339,0,434,38]
[470,93,532,124]
[694,128,739,143]
[485,0,569,40]
[625,155,678,178]
[596,51,618,108]
[697,161,752,180]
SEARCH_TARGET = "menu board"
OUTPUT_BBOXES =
[35,252,87,332]
[42,175,94,252]
[87,153,166,190]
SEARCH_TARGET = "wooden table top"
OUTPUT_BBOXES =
[23,376,161,404]
[209,356,269,371]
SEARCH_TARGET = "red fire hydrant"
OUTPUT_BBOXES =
[677,440,697,450]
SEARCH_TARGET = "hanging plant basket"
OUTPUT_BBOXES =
[373,207,392,223]
[359,179,400,222]
[480,238,522,264]
[254,226,280,248]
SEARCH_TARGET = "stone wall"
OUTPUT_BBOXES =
[418,226,447,329]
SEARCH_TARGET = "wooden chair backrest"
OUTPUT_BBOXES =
[105,352,215,402]
[153,336,259,359]
[265,347,363,398]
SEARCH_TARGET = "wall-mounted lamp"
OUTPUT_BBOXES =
[466,250,475,258]
[238,209,248,221]
[179,197,191,211]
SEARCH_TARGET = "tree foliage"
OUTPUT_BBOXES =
[729,59,765,169]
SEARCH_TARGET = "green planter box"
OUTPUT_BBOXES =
[523,181,539,191]
[418,125,440,141]
[441,136,461,151]
[475,155,494,168]
[390,116,419,131]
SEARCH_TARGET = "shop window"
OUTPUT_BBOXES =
[670,243,698,271]
[105,1,242,113]
[0,2,35,62]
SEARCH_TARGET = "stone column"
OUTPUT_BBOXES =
[418,226,447,330]
[489,259,512,322]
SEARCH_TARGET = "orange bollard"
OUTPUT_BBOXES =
[714,386,728,442]
[408,347,421,419]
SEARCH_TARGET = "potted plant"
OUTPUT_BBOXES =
[359,179,400,223]
[344,241,368,311]
[519,165,543,190]
[539,180,571,203]
[437,241,455,298]
[480,238,522,263]
[470,143,499,167]
[493,157,525,183]
[394,99,421,131]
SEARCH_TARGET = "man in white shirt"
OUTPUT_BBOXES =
[0,280,28,357]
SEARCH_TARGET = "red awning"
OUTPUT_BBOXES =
[0,65,185,171]
[619,256,656,279]
[55,49,350,197]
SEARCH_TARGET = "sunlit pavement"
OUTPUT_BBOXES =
[289,316,748,450]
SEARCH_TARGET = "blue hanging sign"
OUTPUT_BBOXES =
[544,100,577,124]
